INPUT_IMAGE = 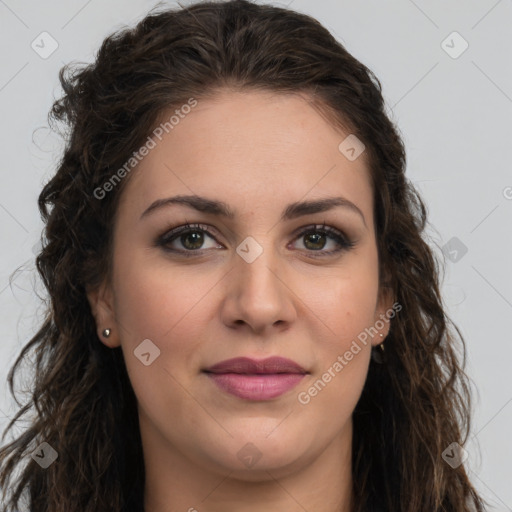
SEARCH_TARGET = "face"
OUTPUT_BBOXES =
[88,89,393,481]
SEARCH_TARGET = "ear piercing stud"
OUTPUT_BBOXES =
[372,334,386,364]
[102,328,111,338]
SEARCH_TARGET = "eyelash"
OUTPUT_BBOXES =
[156,222,356,258]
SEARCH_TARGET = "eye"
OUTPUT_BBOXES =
[157,223,222,253]
[290,224,355,257]
[156,222,355,257]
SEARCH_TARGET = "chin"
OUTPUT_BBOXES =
[199,431,314,480]
[218,452,310,482]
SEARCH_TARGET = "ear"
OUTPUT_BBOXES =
[86,280,121,348]
[372,282,396,347]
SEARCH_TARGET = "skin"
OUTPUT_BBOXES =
[87,89,393,512]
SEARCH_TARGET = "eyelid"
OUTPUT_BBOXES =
[156,221,356,255]
[157,222,222,246]
[291,223,356,255]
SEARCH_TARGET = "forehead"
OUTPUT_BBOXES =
[117,90,374,226]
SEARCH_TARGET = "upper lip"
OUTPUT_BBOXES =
[203,357,307,375]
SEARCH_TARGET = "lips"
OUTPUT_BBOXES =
[204,356,307,375]
[203,357,308,401]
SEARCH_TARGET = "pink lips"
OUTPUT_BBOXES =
[203,356,307,401]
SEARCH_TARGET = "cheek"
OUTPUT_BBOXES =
[111,258,209,419]
[112,248,207,336]
[111,254,223,382]
[294,271,378,433]
[295,250,379,405]
[303,257,380,343]
[308,278,377,382]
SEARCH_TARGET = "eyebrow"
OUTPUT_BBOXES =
[140,194,367,226]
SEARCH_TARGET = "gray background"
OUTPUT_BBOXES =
[0,0,511,509]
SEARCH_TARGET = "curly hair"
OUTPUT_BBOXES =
[0,1,487,511]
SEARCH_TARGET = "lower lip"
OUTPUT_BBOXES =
[205,372,305,400]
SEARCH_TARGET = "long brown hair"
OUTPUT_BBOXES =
[0,1,487,511]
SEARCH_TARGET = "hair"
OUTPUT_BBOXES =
[0,1,487,511]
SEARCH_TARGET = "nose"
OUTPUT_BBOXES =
[220,244,297,335]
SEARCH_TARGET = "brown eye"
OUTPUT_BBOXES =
[157,222,355,258]
[179,230,206,250]
[292,225,355,257]
[157,223,222,254]
[303,232,327,250]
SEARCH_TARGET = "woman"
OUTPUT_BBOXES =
[0,1,487,511]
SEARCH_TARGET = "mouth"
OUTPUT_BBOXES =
[203,356,308,401]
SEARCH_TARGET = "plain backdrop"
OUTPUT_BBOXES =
[0,0,511,509]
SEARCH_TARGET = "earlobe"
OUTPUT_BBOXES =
[86,281,121,348]
[373,285,395,346]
